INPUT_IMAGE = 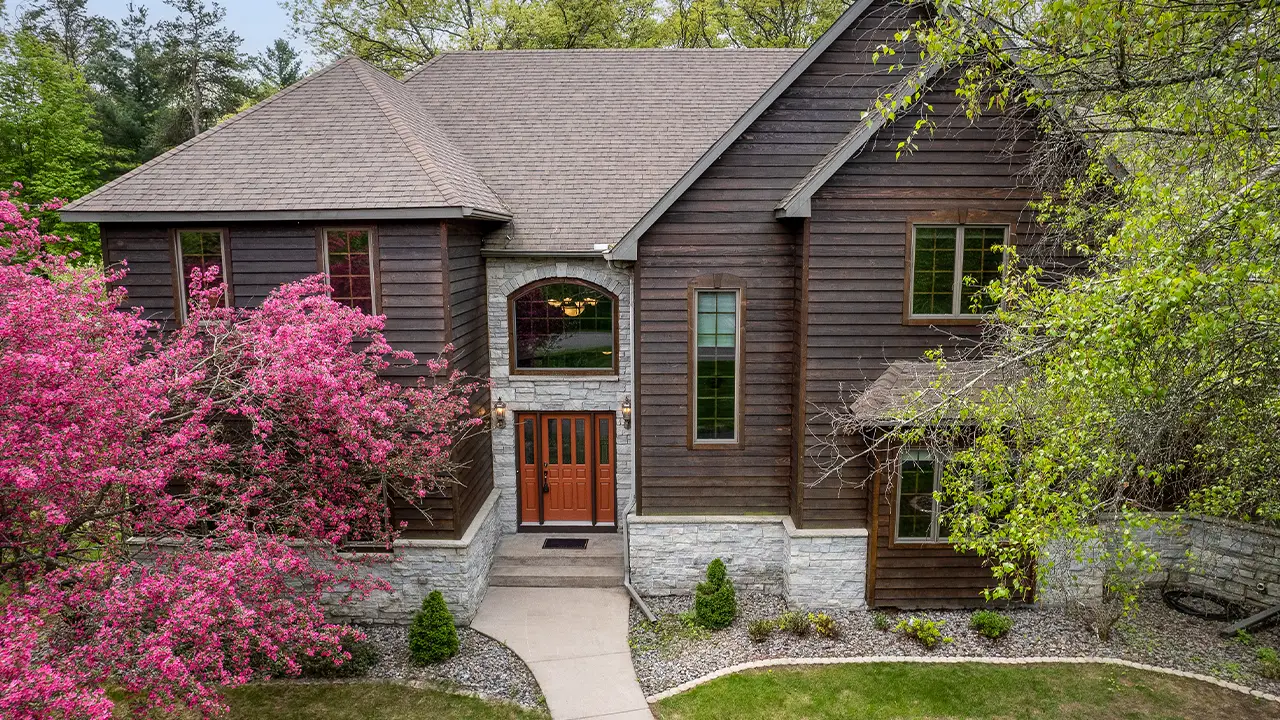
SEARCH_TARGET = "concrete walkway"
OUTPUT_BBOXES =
[472,587,654,720]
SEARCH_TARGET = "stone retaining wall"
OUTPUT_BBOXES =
[628,514,869,609]
[326,488,501,625]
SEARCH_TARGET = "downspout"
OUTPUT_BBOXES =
[621,264,656,622]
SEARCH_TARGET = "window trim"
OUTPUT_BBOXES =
[507,278,620,377]
[317,226,380,315]
[891,447,951,546]
[170,227,233,325]
[687,275,745,450]
[903,212,1016,326]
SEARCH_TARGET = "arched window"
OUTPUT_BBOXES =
[511,280,616,372]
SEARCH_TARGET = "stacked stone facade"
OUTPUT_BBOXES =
[486,258,635,533]
[326,489,502,625]
[628,514,869,609]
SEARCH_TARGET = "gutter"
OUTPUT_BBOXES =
[622,267,656,622]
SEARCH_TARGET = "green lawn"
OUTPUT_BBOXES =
[223,682,548,720]
[653,662,1280,720]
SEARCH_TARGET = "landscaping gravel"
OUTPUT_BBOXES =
[364,624,544,710]
[629,592,1280,697]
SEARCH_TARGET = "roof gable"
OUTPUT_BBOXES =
[62,57,509,222]
[604,0,880,261]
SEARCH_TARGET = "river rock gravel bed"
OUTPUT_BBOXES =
[363,625,544,710]
[629,592,1280,697]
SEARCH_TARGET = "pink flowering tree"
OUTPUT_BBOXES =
[0,186,485,719]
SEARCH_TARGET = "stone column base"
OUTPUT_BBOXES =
[627,514,868,610]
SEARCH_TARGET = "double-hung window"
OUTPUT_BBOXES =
[909,224,1007,318]
[174,229,230,323]
[322,228,377,314]
[692,289,741,444]
[895,449,950,543]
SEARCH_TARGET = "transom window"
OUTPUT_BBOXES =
[895,449,950,543]
[511,281,616,371]
[174,229,229,322]
[693,290,740,443]
[910,225,1007,317]
[323,228,376,314]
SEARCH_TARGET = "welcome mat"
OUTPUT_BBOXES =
[542,538,588,550]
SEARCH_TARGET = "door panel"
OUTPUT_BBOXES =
[516,412,616,526]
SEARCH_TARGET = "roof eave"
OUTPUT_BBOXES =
[61,206,514,224]
[604,0,879,262]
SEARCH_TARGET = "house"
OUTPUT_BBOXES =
[61,0,1047,620]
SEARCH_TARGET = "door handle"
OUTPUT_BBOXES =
[542,463,550,493]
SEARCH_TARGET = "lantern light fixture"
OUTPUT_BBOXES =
[493,397,507,428]
[621,395,632,429]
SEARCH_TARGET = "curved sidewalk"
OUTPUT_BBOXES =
[472,587,653,720]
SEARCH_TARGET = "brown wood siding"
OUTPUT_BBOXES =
[103,220,469,538]
[801,96,1045,530]
[868,446,994,608]
[443,221,494,537]
[102,224,178,330]
[635,3,923,516]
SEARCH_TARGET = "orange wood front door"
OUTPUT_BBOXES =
[516,412,615,525]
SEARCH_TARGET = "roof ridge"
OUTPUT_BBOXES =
[350,59,466,207]
[401,52,449,83]
[64,56,360,211]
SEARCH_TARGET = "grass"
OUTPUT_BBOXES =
[223,681,548,720]
[653,662,1280,720]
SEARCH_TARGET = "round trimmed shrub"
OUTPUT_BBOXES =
[408,590,459,664]
[299,634,381,678]
[694,558,737,630]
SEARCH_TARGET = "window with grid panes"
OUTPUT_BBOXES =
[910,225,1006,317]
[512,281,615,370]
[896,449,951,542]
[175,230,227,321]
[694,290,739,442]
[323,229,375,313]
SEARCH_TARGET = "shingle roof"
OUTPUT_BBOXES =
[404,49,803,253]
[849,360,1026,426]
[61,57,510,221]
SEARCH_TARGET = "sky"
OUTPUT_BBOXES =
[85,0,306,59]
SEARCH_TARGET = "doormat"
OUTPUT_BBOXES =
[542,538,588,550]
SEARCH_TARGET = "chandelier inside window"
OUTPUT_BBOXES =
[547,295,599,317]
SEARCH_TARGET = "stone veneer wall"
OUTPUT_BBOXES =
[628,514,869,609]
[487,258,634,533]
[326,488,501,625]
[1041,515,1280,609]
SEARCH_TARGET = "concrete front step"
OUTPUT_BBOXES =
[495,533,623,568]
[489,564,624,588]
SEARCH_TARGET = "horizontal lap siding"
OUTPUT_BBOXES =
[104,220,460,537]
[806,94,1045,604]
[636,2,923,516]
[103,224,176,330]
[444,221,494,536]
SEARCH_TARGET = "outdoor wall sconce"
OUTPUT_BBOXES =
[493,398,507,428]
[621,396,632,429]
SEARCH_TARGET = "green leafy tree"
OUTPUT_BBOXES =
[825,0,1280,629]
[17,0,112,68]
[156,0,249,143]
[718,0,848,48]
[0,31,106,257]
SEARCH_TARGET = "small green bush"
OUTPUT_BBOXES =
[970,610,1014,640]
[747,619,775,643]
[1258,647,1280,680]
[408,590,459,664]
[298,634,381,678]
[778,611,811,636]
[872,611,891,632]
[694,558,737,630]
[894,616,951,650]
[809,612,839,638]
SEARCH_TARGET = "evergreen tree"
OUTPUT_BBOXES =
[87,3,167,167]
[18,0,111,69]
[250,37,303,98]
[156,0,248,143]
